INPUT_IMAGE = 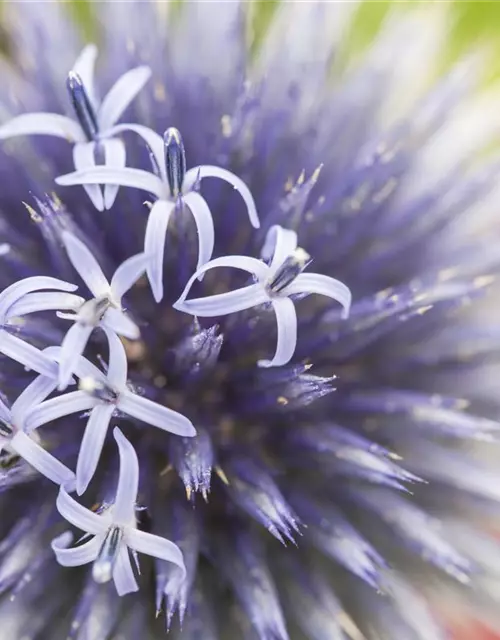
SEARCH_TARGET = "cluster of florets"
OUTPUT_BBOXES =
[0,45,351,596]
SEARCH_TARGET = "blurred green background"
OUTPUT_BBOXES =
[68,0,500,48]
[3,0,500,71]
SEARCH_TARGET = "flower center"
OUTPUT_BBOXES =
[79,377,118,403]
[266,247,310,295]
[92,525,122,584]
[66,71,99,142]
[164,127,186,199]
[77,295,112,327]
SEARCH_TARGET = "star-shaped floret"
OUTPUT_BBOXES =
[173,225,352,367]
[0,45,151,210]
[0,275,84,378]
[25,330,195,495]
[51,428,185,596]
[0,367,75,487]
[56,231,148,390]
[56,126,260,302]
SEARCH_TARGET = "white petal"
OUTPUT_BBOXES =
[73,143,105,211]
[62,231,110,297]
[182,191,215,272]
[284,273,352,318]
[117,391,196,437]
[126,528,185,580]
[184,165,260,229]
[46,346,105,384]
[102,137,126,209]
[24,390,95,432]
[56,487,108,536]
[258,297,297,367]
[103,330,128,390]
[56,167,164,199]
[101,308,140,340]
[175,254,269,309]
[72,44,99,110]
[0,275,78,323]
[11,373,59,426]
[7,292,85,318]
[113,546,139,596]
[110,252,149,301]
[0,113,85,143]
[98,66,152,131]
[0,331,59,378]
[76,404,115,495]
[143,200,175,302]
[59,324,95,390]
[112,427,139,525]
[10,431,76,486]
[261,225,299,270]
[52,531,101,567]
[106,123,166,178]
[175,283,268,318]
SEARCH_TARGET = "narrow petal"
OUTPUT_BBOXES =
[10,431,76,486]
[184,165,260,229]
[258,298,297,368]
[0,113,85,143]
[102,137,126,209]
[126,528,185,580]
[101,308,140,340]
[7,292,84,318]
[45,346,106,383]
[104,330,128,390]
[261,225,299,270]
[59,324,95,390]
[117,391,196,437]
[106,123,166,178]
[76,404,115,495]
[72,44,99,110]
[0,276,78,322]
[182,192,215,271]
[285,273,352,318]
[51,531,100,567]
[11,371,60,425]
[175,283,268,318]
[113,428,139,525]
[73,143,104,211]
[56,487,108,535]
[24,390,95,432]
[110,252,149,301]
[0,331,59,378]
[113,546,139,596]
[98,66,152,131]
[175,254,268,309]
[143,200,175,302]
[62,231,110,297]
[56,167,164,199]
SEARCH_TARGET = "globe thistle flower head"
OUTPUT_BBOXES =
[0,2,499,639]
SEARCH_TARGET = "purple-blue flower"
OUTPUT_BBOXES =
[0,2,499,639]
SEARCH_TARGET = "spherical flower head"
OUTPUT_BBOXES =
[0,2,499,639]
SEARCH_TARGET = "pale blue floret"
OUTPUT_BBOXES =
[25,330,196,495]
[51,427,186,596]
[0,45,151,210]
[56,125,261,302]
[173,225,352,367]
[57,231,149,390]
[0,367,75,487]
[0,276,83,378]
